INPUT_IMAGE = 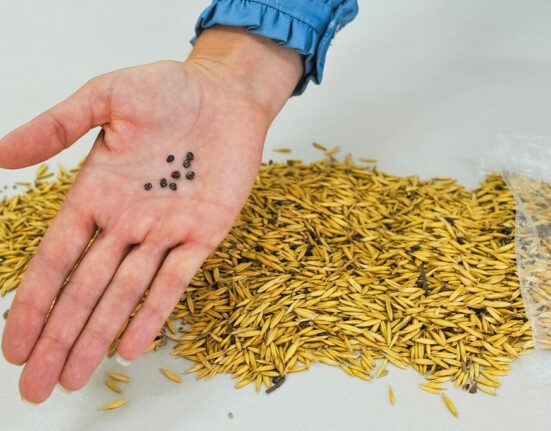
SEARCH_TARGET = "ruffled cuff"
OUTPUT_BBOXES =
[191,0,359,96]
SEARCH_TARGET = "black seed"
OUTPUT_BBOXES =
[169,183,177,190]
[255,245,264,252]
[144,182,152,190]
[160,178,167,188]
[409,245,421,252]
[346,264,354,270]
[186,152,194,161]
[298,321,310,328]
[457,237,465,245]
[475,307,487,318]
[186,171,195,180]
[342,316,350,321]
[418,263,429,295]
[494,185,504,190]
[183,159,191,168]
[237,257,250,264]
[167,155,175,162]
[352,234,362,241]
[171,171,181,179]
[444,216,455,226]
[464,383,470,390]
[266,376,285,394]
[268,160,273,165]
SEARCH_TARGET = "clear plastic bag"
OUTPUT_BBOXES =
[482,134,551,382]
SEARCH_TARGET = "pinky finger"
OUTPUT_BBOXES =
[116,241,211,361]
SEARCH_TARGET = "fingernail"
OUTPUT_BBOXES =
[57,384,72,394]
[115,353,132,367]
[21,397,37,405]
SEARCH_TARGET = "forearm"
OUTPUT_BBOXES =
[187,25,303,121]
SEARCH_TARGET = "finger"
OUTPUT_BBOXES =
[1,198,95,365]
[0,73,114,169]
[117,241,212,361]
[17,232,128,404]
[59,243,166,391]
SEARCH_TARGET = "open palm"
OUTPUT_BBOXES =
[1,59,273,403]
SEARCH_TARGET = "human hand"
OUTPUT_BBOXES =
[1,25,302,403]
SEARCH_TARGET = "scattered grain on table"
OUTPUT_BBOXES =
[108,372,131,383]
[160,368,182,383]
[104,378,122,393]
[100,399,128,410]
[442,393,459,418]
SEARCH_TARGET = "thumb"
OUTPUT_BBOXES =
[0,73,114,169]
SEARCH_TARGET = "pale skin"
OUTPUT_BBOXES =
[0,25,303,403]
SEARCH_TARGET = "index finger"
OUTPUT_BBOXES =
[1,196,95,365]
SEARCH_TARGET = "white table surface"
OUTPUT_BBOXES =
[2,1,551,430]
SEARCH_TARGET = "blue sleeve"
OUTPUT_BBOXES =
[191,0,359,96]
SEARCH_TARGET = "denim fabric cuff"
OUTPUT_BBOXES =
[192,0,358,95]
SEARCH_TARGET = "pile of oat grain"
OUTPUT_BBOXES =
[0,152,535,398]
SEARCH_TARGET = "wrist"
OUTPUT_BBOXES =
[186,25,303,121]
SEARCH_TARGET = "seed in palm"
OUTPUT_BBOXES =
[169,183,177,191]
[171,171,181,179]
[144,183,152,191]
[160,178,167,188]
[186,172,195,180]
[183,159,191,168]
[166,155,175,162]
[186,152,194,161]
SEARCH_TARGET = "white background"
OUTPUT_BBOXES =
[1,0,551,430]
